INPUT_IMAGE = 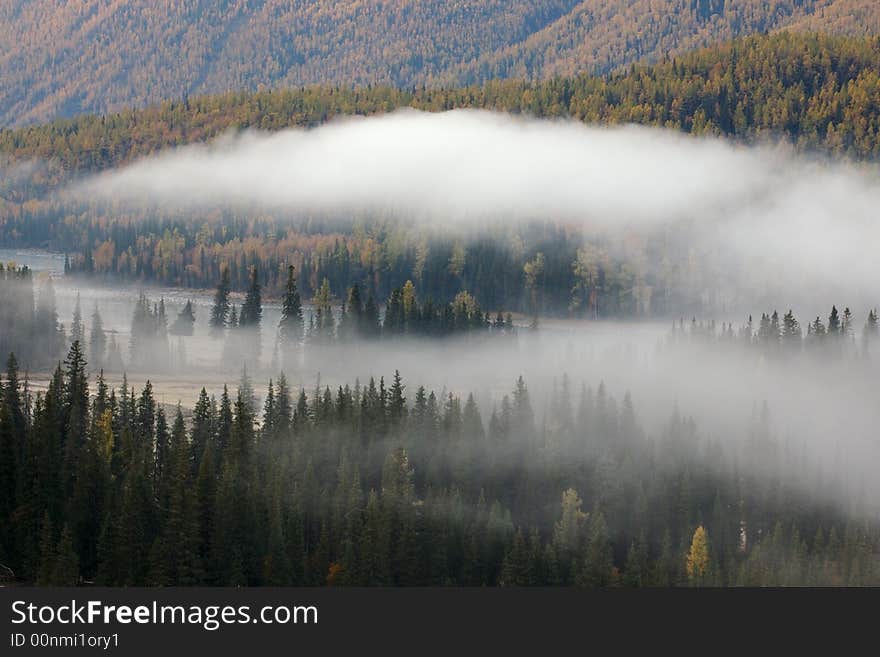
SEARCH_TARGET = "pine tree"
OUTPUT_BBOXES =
[782,309,800,349]
[152,407,202,585]
[153,408,171,509]
[388,370,406,426]
[863,309,878,355]
[577,506,613,587]
[51,524,80,585]
[841,307,854,339]
[210,268,231,334]
[501,528,533,586]
[275,374,292,435]
[623,533,648,587]
[239,266,262,328]
[89,305,106,369]
[263,477,292,585]
[552,488,586,579]
[462,393,484,441]
[341,284,363,340]
[385,288,404,335]
[70,294,84,348]
[312,278,335,342]
[0,372,18,562]
[62,340,89,490]
[35,278,64,366]
[828,305,841,335]
[278,266,303,346]
[170,300,196,336]
[37,513,56,585]
[523,252,545,327]
[363,292,380,338]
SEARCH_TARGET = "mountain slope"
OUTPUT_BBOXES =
[6,31,880,195]
[0,0,579,126]
[785,0,880,34]
[2,1,880,127]
[451,0,857,82]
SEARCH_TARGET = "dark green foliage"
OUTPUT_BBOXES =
[239,267,262,329]
[278,266,304,346]
[210,268,232,333]
[1,343,879,586]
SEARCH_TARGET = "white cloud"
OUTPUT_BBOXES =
[75,108,880,306]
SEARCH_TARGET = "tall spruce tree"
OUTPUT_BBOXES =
[89,305,106,369]
[210,268,231,334]
[239,267,262,329]
[278,265,304,346]
[170,300,196,336]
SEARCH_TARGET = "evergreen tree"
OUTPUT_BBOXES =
[70,294,84,348]
[363,292,381,338]
[388,370,407,427]
[828,306,841,335]
[339,284,363,340]
[312,279,335,342]
[2,358,879,587]
[552,488,586,579]
[863,309,878,354]
[170,300,196,336]
[210,268,231,334]
[278,266,304,346]
[51,524,80,586]
[239,267,262,329]
[781,309,800,349]
[577,507,614,587]
[89,304,106,370]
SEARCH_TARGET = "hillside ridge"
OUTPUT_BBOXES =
[3,1,880,126]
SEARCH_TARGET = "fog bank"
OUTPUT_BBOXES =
[75,109,880,306]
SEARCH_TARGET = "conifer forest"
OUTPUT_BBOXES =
[2,26,880,590]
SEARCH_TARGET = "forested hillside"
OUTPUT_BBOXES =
[456,0,880,82]
[6,32,880,183]
[2,1,880,126]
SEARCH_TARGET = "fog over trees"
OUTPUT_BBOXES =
[1,262,880,586]
[3,32,880,587]
[1,341,877,587]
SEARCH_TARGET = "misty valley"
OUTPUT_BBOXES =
[4,49,880,588]
[1,227,879,587]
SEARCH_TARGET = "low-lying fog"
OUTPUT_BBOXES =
[8,109,880,511]
[5,248,874,509]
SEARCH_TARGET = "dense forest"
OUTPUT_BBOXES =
[4,0,880,597]
[2,2,880,126]
[7,32,880,180]
[0,339,877,587]
[5,34,880,317]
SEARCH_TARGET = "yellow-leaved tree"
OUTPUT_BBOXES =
[686,525,710,585]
